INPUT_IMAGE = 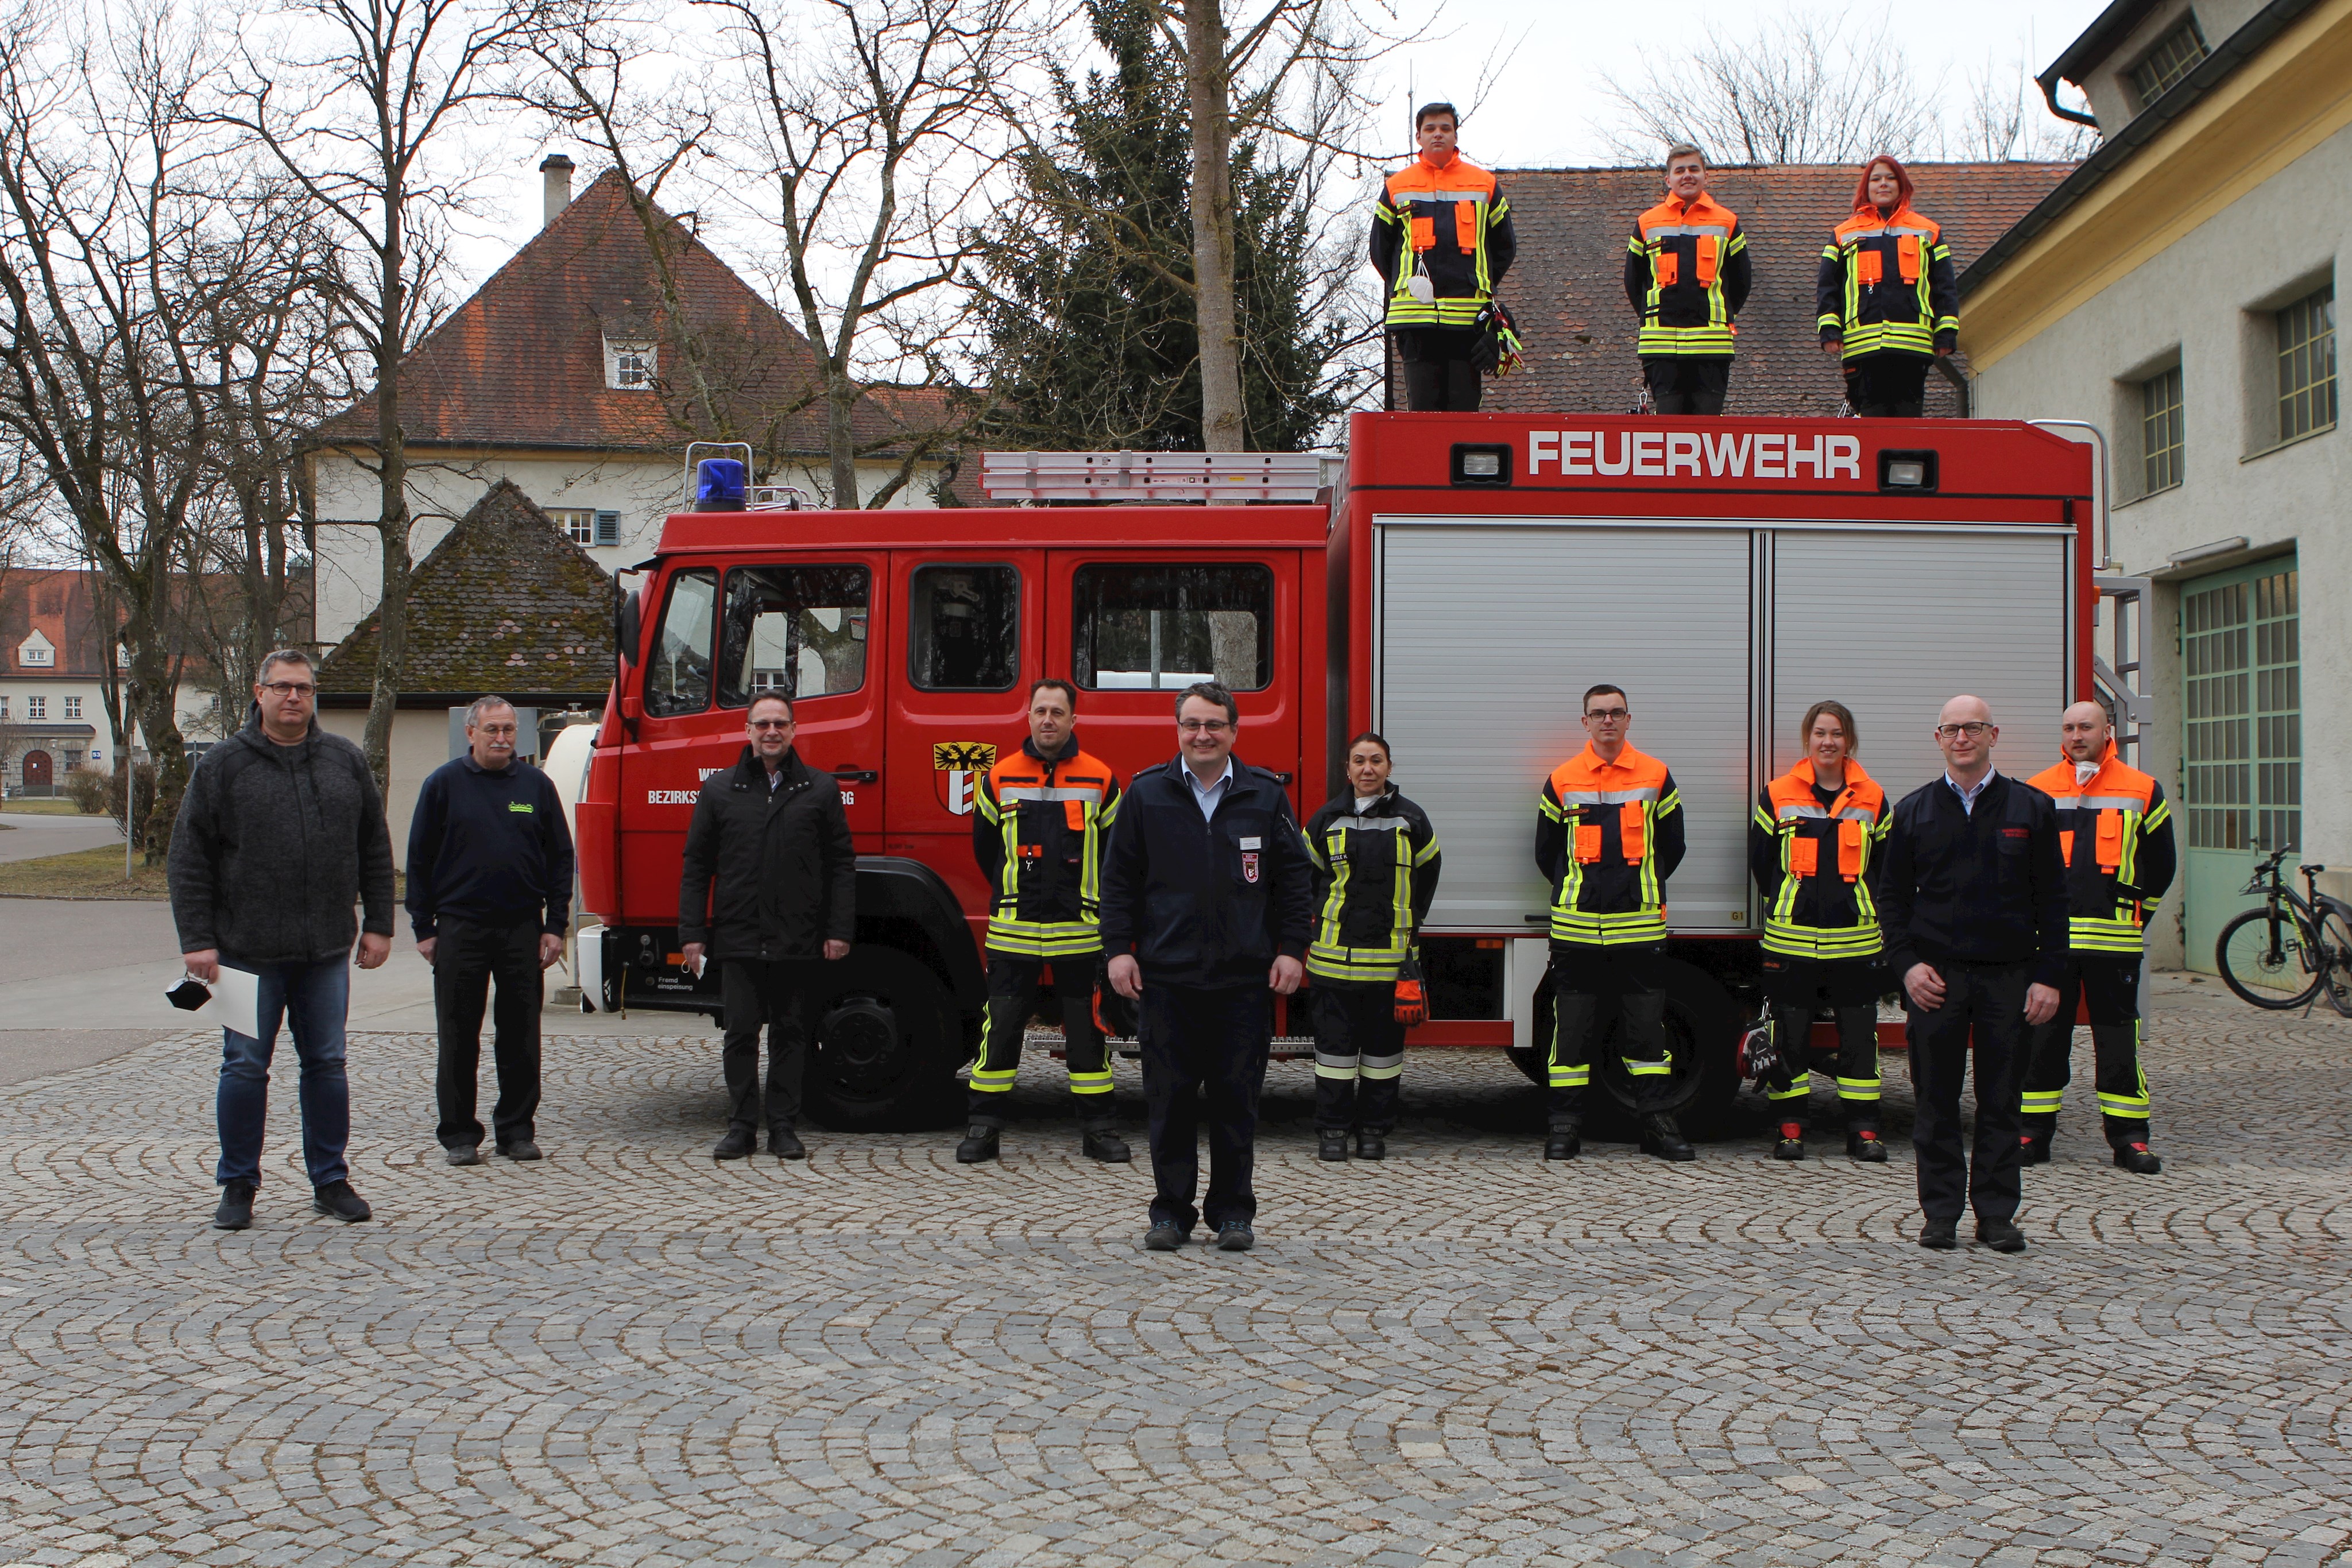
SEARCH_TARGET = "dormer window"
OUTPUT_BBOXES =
[17,629,53,667]
[605,336,657,390]
[2129,16,2207,109]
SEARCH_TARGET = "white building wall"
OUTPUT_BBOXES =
[310,450,943,646]
[315,708,454,872]
[1971,125,2351,958]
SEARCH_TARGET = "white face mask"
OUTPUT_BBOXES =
[2076,759,2100,784]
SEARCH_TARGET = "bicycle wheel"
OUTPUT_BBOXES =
[2317,911,2352,1018]
[2216,907,2325,1009]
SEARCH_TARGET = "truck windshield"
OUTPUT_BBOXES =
[909,563,1018,691]
[717,564,871,705]
[1072,563,1272,691]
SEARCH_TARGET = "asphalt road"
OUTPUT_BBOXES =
[0,808,127,863]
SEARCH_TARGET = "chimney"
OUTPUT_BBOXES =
[539,154,575,230]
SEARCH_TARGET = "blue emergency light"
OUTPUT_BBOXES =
[694,457,748,510]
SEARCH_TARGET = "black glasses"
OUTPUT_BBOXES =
[1935,722,1994,739]
[259,681,315,696]
[1178,719,1232,734]
[1585,707,1630,721]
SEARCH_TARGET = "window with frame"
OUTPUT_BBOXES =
[548,509,595,545]
[26,696,44,719]
[2129,17,2207,108]
[0,696,8,717]
[2276,285,2336,442]
[63,696,81,719]
[2142,365,2184,494]
[908,564,1018,691]
[2183,568,2300,852]
[644,568,718,717]
[604,338,656,390]
[1071,563,1273,691]
[718,565,870,707]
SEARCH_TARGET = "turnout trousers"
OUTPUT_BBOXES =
[1843,351,1931,417]
[1311,979,1403,1133]
[1906,959,2029,1226]
[1392,327,1483,412]
[1547,942,1674,1127]
[2021,953,2152,1148]
[1641,356,1731,415]
[966,953,1114,1130]
[1759,955,1883,1132]
[1138,984,1272,1233]
[431,915,544,1152]
[721,958,817,1136]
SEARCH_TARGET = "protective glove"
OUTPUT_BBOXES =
[1736,1012,1779,1082]
[1392,955,1428,1029]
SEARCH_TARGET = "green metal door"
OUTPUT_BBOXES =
[2181,557,2300,971]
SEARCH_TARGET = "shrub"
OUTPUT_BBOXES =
[104,760,158,828]
[61,765,110,815]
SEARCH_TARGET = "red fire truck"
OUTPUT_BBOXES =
[573,412,2105,1135]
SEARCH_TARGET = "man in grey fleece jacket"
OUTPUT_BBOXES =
[169,649,396,1230]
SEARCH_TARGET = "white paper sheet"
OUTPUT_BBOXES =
[171,965,262,1040]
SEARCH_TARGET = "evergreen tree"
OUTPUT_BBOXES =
[972,0,1345,453]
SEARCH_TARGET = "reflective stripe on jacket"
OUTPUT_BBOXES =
[2024,744,2177,956]
[972,737,1123,958]
[1623,193,1750,358]
[1370,154,1516,328]
[1748,760,1890,961]
[1534,744,1686,946]
[1816,203,1958,359]
[1304,787,1441,983]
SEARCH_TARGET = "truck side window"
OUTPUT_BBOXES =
[1071,563,1272,691]
[909,564,1018,691]
[644,568,718,716]
[718,564,871,706]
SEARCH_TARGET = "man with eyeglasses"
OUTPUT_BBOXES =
[1877,695,2068,1254]
[1101,682,1313,1253]
[1534,684,1691,1162]
[171,648,395,1230]
[405,696,575,1167]
[679,692,855,1161]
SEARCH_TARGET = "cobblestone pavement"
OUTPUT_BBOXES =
[5,993,2351,1566]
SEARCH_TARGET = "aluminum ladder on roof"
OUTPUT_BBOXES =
[979,450,1339,504]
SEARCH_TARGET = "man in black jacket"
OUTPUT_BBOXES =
[1101,682,1313,1253]
[1878,695,2068,1255]
[679,694,856,1160]
[170,649,395,1230]
[406,696,575,1166]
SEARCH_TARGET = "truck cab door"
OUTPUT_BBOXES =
[883,551,1043,939]
[1043,551,1305,816]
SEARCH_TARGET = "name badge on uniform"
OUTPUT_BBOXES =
[1242,851,1260,883]
[1240,837,1261,849]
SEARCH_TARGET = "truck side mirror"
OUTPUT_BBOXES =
[616,588,641,667]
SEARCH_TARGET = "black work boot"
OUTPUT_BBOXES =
[1773,1121,1805,1161]
[1639,1112,1696,1163]
[1846,1127,1889,1163]
[212,1180,256,1231]
[956,1125,1001,1164]
[1317,1129,1351,1162]
[1081,1127,1131,1163]
[2019,1132,2052,1166]
[712,1125,756,1160]
[1355,1130,1387,1161]
[1544,1122,1581,1162]
[2112,1140,2163,1175]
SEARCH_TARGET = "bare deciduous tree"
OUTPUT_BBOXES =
[1956,55,2098,162]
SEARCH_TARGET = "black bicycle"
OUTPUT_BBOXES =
[2214,849,2352,1015]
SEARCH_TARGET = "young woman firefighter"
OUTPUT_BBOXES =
[1302,733,1442,1162]
[1816,154,1958,417]
[1746,701,1894,1163]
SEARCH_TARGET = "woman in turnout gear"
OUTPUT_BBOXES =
[958,679,1127,1166]
[1303,733,1442,1163]
[1816,154,1958,417]
[1370,100,1517,412]
[2020,700,2177,1175]
[1746,700,1893,1163]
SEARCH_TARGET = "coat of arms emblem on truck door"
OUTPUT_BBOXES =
[932,741,998,815]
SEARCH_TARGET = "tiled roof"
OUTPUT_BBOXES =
[316,480,614,699]
[1479,161,2076,417]
[319,171,953,459]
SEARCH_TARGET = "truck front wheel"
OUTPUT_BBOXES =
[1507,957,1739,1139]
[801,947,965,1133]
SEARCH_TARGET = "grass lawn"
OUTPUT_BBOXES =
[0,799,96,817]
[0,845,168,899]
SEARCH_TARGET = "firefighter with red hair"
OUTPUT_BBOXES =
[1816,155,1958,417]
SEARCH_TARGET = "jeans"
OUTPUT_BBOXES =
[432,916,543,1151]
[1139,984,1272,1232]
[215,955,353,1189]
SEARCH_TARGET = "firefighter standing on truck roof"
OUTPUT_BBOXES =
[1534,684,1694,1163]
[2020,701,2177,1175]
[957,679,1129,1166]
[1304,732,1442,1164]
[1371,100,1517,412]
[1817,154,1958,417]
[1747,701,1893,1165]
[1625,143,1750,416]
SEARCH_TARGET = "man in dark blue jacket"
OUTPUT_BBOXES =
[1878,695,2068,1255]
[406,696,575,1166]
[1101,682,1313,1253]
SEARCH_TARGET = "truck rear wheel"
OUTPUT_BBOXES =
[801,947,964,1133]
[1508,957,1739,1139]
